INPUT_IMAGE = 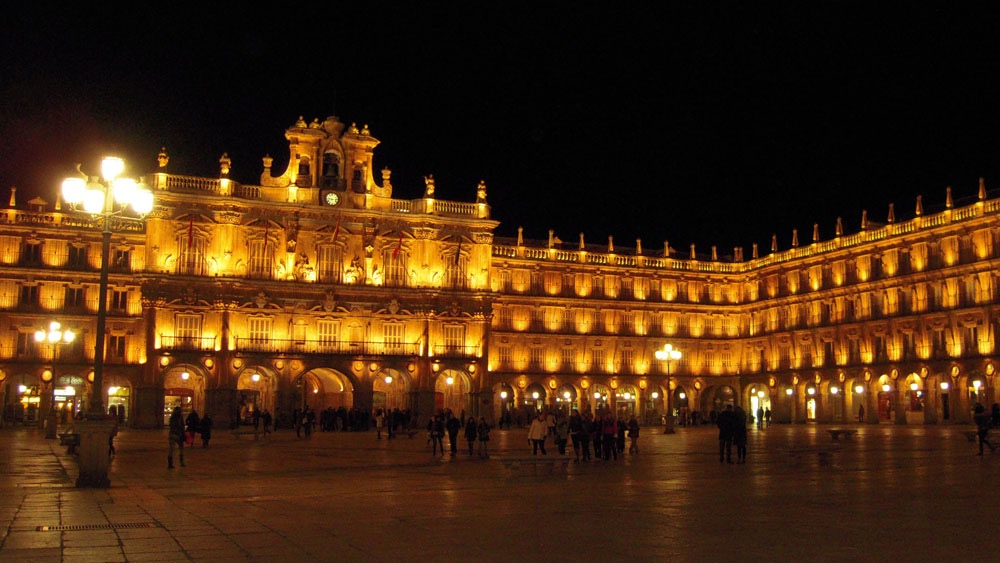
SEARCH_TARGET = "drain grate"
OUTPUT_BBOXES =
[37,522,156,531]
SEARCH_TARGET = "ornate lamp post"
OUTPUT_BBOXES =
[655,343,682,434]
[35,321,75,439]
[61,156,154,487]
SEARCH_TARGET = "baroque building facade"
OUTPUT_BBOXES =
[1,114,997,430]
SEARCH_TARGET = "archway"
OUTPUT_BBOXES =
[523,383,548,416]
[555,383,578,414]
[614,384,638,418]
[236,367,277,425]
[589,383,611,415]
[103,373,131,424]
[434,369,471,416]
[372,368,410,412]
[163,365,206,425]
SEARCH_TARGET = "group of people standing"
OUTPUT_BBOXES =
[166,407,213,469]
[716,404,748,464]
[527,409,640,462]
[427,409,492,458]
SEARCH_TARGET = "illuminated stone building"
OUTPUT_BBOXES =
[1,114,997,429]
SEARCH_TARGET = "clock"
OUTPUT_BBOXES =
[324,191,341,206]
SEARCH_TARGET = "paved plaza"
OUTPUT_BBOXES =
[0,420,997,562]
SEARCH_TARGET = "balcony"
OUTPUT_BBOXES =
[159,335,217,352]
[432,345,480,359]
[234,337,420,356]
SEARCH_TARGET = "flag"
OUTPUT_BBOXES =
[454,238,461,265]
[392,232,403,258]
[188,217,194,246]
[332,217,341,242]
[263,217,268,245]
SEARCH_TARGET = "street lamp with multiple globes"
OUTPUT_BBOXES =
[61,156,154,488]
[655,343,682,434]
[34,321,75,439]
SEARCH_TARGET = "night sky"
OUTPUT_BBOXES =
[3,3,1000,255]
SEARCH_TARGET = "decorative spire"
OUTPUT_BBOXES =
[979,177,987,200]
[608,236,614,253]
[663,241,670,258]
[579,233,585,250]
[836,217,843,236]
[689,243,696,260]
[636,238,642,255]
[219,153,231,178]
[887,203,895,223]
[735,246,743,261]
[771,234,777,253]
[295,115,307,128]
[711,246,717,261]
[360,124,370,136]
[915,195,923,216]
[812,223,819,242]
[548,230,555,249]
[157,147,169,169]
[752,243,759,259]
[517,227,523,246]
[861,209,868,230]
[8,185,15,207]
[382,168,393,190]
[946,186,953,208]
[791,229,799,248]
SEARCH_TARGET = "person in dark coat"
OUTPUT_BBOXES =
[185,409,200,446]
[733,405,748,463]
[464,416,478,455]
[717,404,737,464]
[445,411,461,456]
[200,413,213,448]
[973,403,995,455]
[168,407,185,469]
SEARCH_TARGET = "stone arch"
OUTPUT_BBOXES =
[235,366,279,424]
[372,367,411,412]
[163,364,208,424]
[294,367,355,413]
[433,369,471,416]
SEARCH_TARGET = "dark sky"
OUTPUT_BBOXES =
[3,3,1000,255]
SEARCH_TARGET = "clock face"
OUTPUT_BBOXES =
[324,192,340,206]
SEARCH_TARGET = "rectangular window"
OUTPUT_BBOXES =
[530,347,544,368]
[498,307,513,329]
[110,289,128,313]
[16,332,32,356]
[593,348,605,371]
[248,240,272,279]
[561,347,575,369]
[317,245,343,283]
[20,285,38,306]
[177,236,206,276]
[65,287,85,308]
[621,348,634,372]
[108,335,127,359]
[248,317,272,342]
[22,242,41,265]
[112,249,131,271]
[498,346,512,368]
[384,323,404,353]
[444,325,465,352]
[176,314,202,347]
[448,256,468,289]
[68,245,87,268]
[317,320,339,344]
[382,249,407,287]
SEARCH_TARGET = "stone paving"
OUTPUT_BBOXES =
[0,420,998,562]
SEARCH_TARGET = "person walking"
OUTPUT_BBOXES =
[569,409,585,461]
[555,413,570,455]
[167,406,185,469]
[200,413,213,448]
[446,410,461,457]
[261,410,273,436]
[973,403,995,455]
[858,404,865,423]
[717,404,736,463]
[528,412,549,455]
[429,413,445,456]
[764,407,772,427]
[627,415,640,455]
[476,417,491,458]
[601,412,618,461]
[579,411,593,462]
[375,409,385,439]
[185,409,200,447]
[616,415,627,455]
[756,406,764,430]
[733,405,748,463]
[464,416,478,455]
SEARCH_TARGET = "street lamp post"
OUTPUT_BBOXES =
[61,156,154,488]
[655,343,682,434]
[35,321,75,439]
